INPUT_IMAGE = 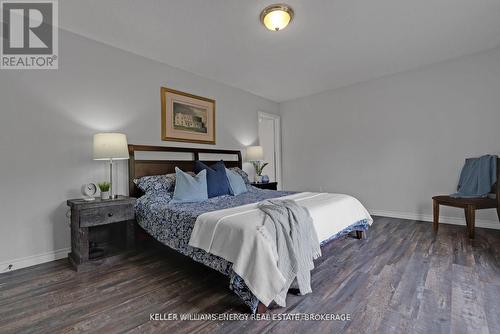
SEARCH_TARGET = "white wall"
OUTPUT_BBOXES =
[0,30,278,270]
[281,47,500,228]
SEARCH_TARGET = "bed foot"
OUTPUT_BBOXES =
[257,302,268,314]
[355,231,366,239]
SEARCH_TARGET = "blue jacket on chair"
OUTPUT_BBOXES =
[451,155,497,198]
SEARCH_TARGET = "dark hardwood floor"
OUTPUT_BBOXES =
[1,217,500,334]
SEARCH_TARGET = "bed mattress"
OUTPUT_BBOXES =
[135,187,371,313]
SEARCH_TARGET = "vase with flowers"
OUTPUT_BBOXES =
[252,161,269,183]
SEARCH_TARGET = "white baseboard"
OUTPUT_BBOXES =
[0,247,70,274]
[370,209,500,230]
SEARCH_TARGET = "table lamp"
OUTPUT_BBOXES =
[93,133,129,199]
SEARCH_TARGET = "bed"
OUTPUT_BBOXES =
[129,145,372,313]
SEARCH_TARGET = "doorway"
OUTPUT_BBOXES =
[258,111,282,189]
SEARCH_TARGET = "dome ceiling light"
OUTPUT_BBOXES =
[260,4,294,32]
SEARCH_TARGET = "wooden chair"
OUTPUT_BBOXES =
[433,157,500,239]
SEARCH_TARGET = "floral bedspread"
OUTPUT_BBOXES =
[135,187,370,313]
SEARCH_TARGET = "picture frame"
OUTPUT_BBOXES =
[161,87,216,145]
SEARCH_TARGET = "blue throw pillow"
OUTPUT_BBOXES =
[171,167,208,203]
[226,168,248,196]
[194,160,232,198]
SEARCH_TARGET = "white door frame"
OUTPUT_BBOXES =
[258,111,282,189]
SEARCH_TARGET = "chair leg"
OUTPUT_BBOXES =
[433,200,439,233]
[464,205,476,239]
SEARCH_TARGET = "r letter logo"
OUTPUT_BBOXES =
[1,0,58,69]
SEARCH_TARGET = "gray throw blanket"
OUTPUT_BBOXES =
[451,155,497,198]
[258,199,322,306]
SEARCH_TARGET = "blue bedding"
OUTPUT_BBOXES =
[135,187,370,313]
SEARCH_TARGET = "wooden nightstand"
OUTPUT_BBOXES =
[251,182,278,190]
[67,196,136,272]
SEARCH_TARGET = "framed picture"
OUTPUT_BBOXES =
[161,87,216,144]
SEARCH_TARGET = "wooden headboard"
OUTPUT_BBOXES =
[128,144,243,198]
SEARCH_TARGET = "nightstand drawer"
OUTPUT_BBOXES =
[79,205,134,227]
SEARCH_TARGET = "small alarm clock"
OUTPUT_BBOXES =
[81,183,97,201]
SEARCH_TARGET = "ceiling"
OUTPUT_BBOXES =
[61,0,500,102]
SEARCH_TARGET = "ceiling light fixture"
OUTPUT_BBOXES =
[260,4,294,32]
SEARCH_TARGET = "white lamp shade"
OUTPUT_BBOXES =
[246,146,264,161]
[93,133,129,160]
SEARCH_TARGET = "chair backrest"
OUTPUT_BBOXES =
[494,157,500,208]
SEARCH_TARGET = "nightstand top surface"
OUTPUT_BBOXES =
[67,195,136,209]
